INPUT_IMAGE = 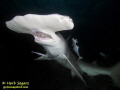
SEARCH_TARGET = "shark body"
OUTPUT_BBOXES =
[6,14,120,88]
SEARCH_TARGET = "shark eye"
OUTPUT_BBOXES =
[59,16,64,19]
[61,17,63,19]
[55,32,58,34]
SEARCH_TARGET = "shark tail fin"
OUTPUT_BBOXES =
[109,62,120,88]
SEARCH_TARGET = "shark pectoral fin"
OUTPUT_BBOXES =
[32,51,52,60]
[31,51,46,56]
[63,55,86,85]
[71,71,76,78]
[34,56,51,60]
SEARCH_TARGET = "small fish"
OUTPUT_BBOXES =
[100,52,108,58]
[72,38,83,60]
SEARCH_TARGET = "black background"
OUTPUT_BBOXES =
[0,0,120,90]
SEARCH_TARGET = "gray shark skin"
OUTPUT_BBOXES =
[5,14,120,88]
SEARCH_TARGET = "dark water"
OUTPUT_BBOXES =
[0,0,120,90]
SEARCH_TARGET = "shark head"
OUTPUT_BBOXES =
[6,14,74,46]
[32,30,55,46]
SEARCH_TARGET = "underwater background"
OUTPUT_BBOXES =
[0,0,120,90]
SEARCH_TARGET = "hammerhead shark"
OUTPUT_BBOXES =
[6,14,120,88]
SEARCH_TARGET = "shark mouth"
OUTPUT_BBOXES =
[33,31,53,42]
